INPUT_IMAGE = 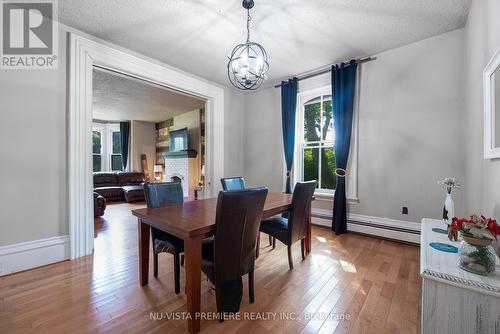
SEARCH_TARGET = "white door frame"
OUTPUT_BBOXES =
[68,33,224,260]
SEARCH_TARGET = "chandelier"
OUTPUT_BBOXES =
[227,0,269,90]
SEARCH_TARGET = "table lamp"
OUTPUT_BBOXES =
[153,164,163,181]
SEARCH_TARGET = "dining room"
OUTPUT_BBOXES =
[3,1,500,334]
[0,178,420,333]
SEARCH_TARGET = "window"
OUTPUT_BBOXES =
[111,131,123,171]
[294,85,358,201]
[92,123,125,172]
[92,130,102,172]
[301,94,335,193]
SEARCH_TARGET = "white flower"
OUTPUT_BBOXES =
[438,177,461,193]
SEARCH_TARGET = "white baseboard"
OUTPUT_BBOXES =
[312,208,420,244]
[0,235,70,276]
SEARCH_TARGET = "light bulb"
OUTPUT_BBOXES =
[241,53,248,65]
[231,60,240,73]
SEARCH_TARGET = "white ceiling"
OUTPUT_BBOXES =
[92,68,205,122]
[60,0,471,89]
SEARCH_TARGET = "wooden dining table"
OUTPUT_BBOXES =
[132,192,312,334]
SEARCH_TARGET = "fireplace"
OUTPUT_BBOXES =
[164,158,189,198]
[171,175,183,183]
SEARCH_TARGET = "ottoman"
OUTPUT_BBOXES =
[123,185,145,202]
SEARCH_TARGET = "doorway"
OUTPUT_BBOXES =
[69,33,224,259]
[91,67,208,253]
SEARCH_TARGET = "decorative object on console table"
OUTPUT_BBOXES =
[448,226,458,241]
[153,165,163,181]
[437,177,461,225]
[429,242,458,253]
[450,215,500,275]
[432,227,448,234]
[420,218,500,334]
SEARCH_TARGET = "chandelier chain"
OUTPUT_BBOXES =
[227,0,269,90]
[246,9,251,42]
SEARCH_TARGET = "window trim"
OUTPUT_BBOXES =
[293,85,359,203]
[92,122,124,172]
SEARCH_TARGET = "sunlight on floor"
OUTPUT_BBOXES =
[340,259,357,273]
[315,236,327,243]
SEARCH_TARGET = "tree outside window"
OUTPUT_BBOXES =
[302,95,336,191]
[92,131,102,172]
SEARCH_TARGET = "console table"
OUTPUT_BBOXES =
[420,219,500,333]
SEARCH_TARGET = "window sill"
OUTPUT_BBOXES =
[314,191,334,200]
[313,191,359,204]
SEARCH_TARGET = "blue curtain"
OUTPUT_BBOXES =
[119,122,130,171]
[331,61,357,235]
[281,78,298,194]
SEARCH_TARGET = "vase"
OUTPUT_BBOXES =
[495,238,500,259]
[443,193,454,224]
[458,233,496,275]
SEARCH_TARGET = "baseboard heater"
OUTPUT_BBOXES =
[312,210,420,245]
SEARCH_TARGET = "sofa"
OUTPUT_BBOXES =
[93,172,145,202]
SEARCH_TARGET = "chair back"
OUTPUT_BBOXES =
[287,181,317,243]
[213,187,268,306]
[220,177,245,191]
[143,182,184,208]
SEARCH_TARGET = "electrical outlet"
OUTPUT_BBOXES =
[402,207,409,215]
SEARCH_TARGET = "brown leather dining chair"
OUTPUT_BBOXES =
[201,187,268,317]
[143,182,184,294]
[258,181,317,269]
[220,176,274,247]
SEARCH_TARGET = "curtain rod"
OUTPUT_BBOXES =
[273,56,376,88]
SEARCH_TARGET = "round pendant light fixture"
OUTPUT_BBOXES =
[227,0,269,90]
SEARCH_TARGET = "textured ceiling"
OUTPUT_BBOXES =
[61,0,471,89]
[92,68,205,123]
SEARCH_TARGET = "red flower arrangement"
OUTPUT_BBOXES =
[451,215,500,240]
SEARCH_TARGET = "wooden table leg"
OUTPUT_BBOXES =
[184,236,202,334]
[306,204,312,254]
[138,219,150,286]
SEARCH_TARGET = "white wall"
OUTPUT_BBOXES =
[243,88,283,190]
[354,28,466,222]
[0,32,68,247]
[131,120,156,173]
[224,89,245,177]
[0,26,245,248]
[464,0,500,219]
[243,29,466,224]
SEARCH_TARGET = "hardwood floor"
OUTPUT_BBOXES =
[0,202,421,334]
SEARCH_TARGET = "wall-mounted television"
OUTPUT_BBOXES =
[170,127,188,152]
